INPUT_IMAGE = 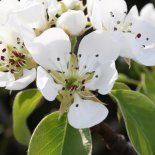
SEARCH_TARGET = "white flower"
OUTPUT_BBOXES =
[0,26,37,90]
[57,10,87,36]
[87,0,155,66]
[22,27,119,128]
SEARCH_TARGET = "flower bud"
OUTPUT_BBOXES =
[56,10,87,36]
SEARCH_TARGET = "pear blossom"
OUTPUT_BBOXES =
[22,27,120,128]
[0,26,37,90]
[57,10,87,36]
[87,0,155,66]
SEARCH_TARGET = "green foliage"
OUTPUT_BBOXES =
[111,90,155,155]
[13,89,42,145]
[112,82,130,90]
[28,111,92,155]
[139,69,155,102]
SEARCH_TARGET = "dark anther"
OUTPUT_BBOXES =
[95,75,99,78]
[75,104,79,107]
[1,56,5,60]
[11,69,15,74]
[81,86,85,91]
[84,65,87,69]
[136,33,141,38]
[2,48,6,53]
[82,80,86,84]
[9,59,15,65]
[117,21,121,24]
[17,37,20,41]
[78,54,82,58]
[57,57,60,61]
[114,27,117,31]
[95,54,99,57]
[110,12,114,17]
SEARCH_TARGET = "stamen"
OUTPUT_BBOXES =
[78,54,82,58]
[95,54,99,57]
[81,86,85,91]
[9,59,15,65]
[10,69,15,74]
[57,57,60,61]
[82,80,85,84]
[2,48,6,53]
[114,27,117,31]
[1,56,5,61]
[95,75,99,78]
[136,33,142,39]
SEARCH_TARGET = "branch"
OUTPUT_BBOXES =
[92,123,138,155]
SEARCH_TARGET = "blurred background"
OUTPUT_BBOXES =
[0,0,154,155]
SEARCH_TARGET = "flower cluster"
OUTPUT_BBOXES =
[1,0,155,129]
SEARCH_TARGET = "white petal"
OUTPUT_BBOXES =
[0,26,23,49]
[131,18,155,46]
[6,69,36,90]
[48,0,59,21]
[0,72,13,87]
[125,5,139,24]
[68,95,108,129]
[14,2,47,29]
[87,0,94,14]
[140,3,155,26]
[22,27,71,71]
[92,0,127,30]
[118,33,140,58]
[78,31,120,72]
[90,0,102,30]
[85,61,118,95]
[57,10,87,36]
[37,66,62,101]
[134,46,155,66]
[0,0,19,25]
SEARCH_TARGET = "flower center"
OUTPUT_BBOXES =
[0,45,37,79]
[65,76,86,94]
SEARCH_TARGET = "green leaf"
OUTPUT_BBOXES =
[141,71,155,102]
[28,111,92,155]
[111,90,155,155]
[112,82,130,90]
[117,73,139,85]
[13,89,42,145]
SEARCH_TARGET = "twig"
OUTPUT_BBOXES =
[92,123,138,155]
